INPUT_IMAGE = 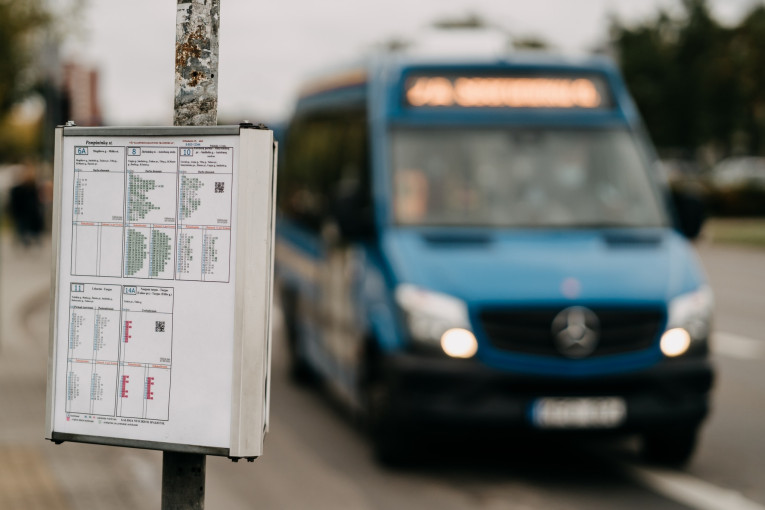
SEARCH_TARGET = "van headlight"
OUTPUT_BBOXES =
[395,284,477,358]
[661,286,713,357]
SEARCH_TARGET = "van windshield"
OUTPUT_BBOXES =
[391,128,668,228]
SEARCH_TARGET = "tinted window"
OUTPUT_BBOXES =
[279,111,371,235]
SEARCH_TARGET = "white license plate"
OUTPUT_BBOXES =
[531,397,626,429]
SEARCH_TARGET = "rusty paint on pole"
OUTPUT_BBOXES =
[174,0,220,127]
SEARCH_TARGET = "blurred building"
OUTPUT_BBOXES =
[62,61,102,127]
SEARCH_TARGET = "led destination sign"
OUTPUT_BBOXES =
[404,74,610,109]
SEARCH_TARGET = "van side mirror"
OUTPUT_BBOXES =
[671,188,706,240]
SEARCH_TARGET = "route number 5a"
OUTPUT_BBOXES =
[75,147,88,155]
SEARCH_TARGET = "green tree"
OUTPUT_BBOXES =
[611,0,765,158]
[611,12,677,150]
[732,6,765,154]
[0,0,50,118]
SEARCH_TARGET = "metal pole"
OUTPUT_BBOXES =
[163,1,220,508]
[162,452,206,510]
[174,0,220,127]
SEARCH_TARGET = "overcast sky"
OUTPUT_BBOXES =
[60,0,760,125]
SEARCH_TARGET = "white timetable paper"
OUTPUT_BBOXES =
[47,126,275,458]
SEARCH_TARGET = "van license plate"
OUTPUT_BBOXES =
[531,397,626,429]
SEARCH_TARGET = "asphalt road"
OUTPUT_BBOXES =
[5,236,760,509]
[196,240,765,510]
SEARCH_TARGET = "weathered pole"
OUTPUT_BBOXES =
[162,1,220,508]
[174,0,220,127]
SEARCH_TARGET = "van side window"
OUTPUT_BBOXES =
[280,111,371,238]
[332,113,373,239]
[279,116,340,232]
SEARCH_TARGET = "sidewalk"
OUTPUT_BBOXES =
[0,234,160,509]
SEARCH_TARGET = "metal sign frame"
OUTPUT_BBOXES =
[45,125,275,459]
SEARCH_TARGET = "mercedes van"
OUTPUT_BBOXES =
[275,49,713,464]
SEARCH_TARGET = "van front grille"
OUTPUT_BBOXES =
[478,308,664,358]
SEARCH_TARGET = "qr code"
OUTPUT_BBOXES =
[155,321,165,333]
[215,182,224,193]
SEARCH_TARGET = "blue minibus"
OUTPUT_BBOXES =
[275,49,713,464]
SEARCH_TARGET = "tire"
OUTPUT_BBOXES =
[360,350,411,467]
[363,364,411,465]
[640,426,699,466]
[289,347,316,385]
[281,288,315,385]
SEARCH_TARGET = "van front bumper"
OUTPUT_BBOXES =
[381,354,713,432]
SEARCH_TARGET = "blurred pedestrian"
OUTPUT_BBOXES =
[8,161,44,246]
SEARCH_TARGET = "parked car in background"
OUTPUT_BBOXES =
[710,157,765,190]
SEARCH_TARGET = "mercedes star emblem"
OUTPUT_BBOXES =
[551,306,600,359]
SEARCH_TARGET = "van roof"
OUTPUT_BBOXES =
[297,49,618,101]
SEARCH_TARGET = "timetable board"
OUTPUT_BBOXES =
[46,125,276,459]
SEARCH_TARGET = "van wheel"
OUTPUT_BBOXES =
[640,426,699,466]
[289,347,316,385]
[366,380,410,465]
[281,288,315,385]
[360,342,410,464]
